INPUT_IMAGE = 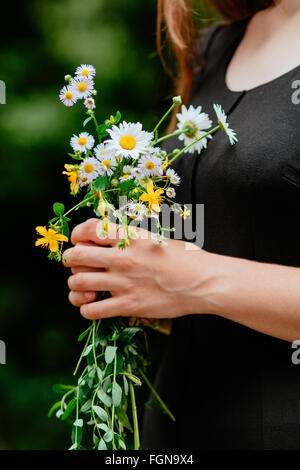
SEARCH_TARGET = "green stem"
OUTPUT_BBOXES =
[73,323,93,376]
[153,102,176,138]
[129,382,140,450]
[155,129,183,145]
[92,320,98,369]
[75,386,79,447]
[168,125,220,166]
[111,339,117,450]
[138,368,175,422]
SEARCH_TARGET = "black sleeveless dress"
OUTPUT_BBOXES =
[142,20,300,450]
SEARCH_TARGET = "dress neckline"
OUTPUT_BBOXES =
[223,19,300,95]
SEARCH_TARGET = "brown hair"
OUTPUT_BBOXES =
[157,0,274,128]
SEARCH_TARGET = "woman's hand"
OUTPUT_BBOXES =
[62,218,210,320]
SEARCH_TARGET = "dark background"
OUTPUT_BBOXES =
[0,0,215,449]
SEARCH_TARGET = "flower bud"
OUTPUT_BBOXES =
[111,179,119,187]
[91,90,97,96]
[172,95,182,105]
[64,74,72,82]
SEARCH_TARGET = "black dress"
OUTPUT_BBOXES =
[142,20,300,450]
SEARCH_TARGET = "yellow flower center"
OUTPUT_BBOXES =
[77,82,88,92]
[120,135,136,150]
[65,91,73,100]
[123,174,130,179]
[102,159,111,168]
[84,163,94,174]
[81,69,90,76]
[101,149,108,155]
[78,137,87,146]
[145,161,155,170]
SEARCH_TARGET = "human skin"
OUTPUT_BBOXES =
[63,1,300,343]
[62,218,300,343]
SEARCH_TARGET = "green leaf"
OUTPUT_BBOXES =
[118,437,126,450]
[116,407,133,431]
[98,439,107,450]
[103,429,113,443]
[104,346,117,364]
[53,202,65,217]
[78,326,92,342]
[83,116,93,127]
[112,382,122,407]
[96,123,109,137]
[53,384,75,394]
[68,152,83,161]
[47,401,61,418]
[62,397,77,420]
[114,110,121,124]
[80,399,92,413]
[119,327,142,344]
[83,344,93,357]
[71,422,83,445]
[118,180,136,191]
[73,418,83,427]
[123,375,129,396]
[62,220,69,238]
[97,389,112,407]
[96,423,109,433]
[94,176,106,191]
[93,405,108,422]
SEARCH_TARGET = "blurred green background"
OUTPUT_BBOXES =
[0,0,215,450]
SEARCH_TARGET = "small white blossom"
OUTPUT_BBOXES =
[105,121,153,160]
[213,104,238,145]
[70,132,94,154]
[79,157,101,186]
[75,64,96,79]
[166,168,181,186]
[59,85,78,107]
[176,104,213,154]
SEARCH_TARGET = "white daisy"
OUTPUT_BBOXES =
[131,167,144,178]
[59,85,78,107]
[75,64,96,79]
[94,144,117,176]
[166,187,176,198]
[70,132,94,154]
[176,104,213,154]
[105,121,153,160]
[84,97,96,110]
[123,165,133,174]
[213,104,238,145]
[79,157,101,186]
[138,154,163,177]
[120,173,134,182]
[125,200,147,221]
[70,76,94,99]
[166,168,181,186]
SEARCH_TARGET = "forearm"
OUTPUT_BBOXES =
[195,251,300,342]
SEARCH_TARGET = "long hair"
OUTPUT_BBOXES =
[157,0,274,128]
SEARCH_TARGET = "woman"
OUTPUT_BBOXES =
[62,0,300,449]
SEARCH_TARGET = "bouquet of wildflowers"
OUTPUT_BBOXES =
[36,64,237,450]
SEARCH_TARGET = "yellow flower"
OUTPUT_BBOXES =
[162,156,169,171]
[35,226,68,252]
[181,208,191,220]
[139,180,164,213]
[62,164,79,195]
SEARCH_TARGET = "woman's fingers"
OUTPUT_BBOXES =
[67,272,122,292]
[80,296,129,320]
[71,266,103,274]
[62,244,118,268]
[71,218,129,246]
[69,290,97,307]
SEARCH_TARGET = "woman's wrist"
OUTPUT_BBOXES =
[184,249,238,317]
